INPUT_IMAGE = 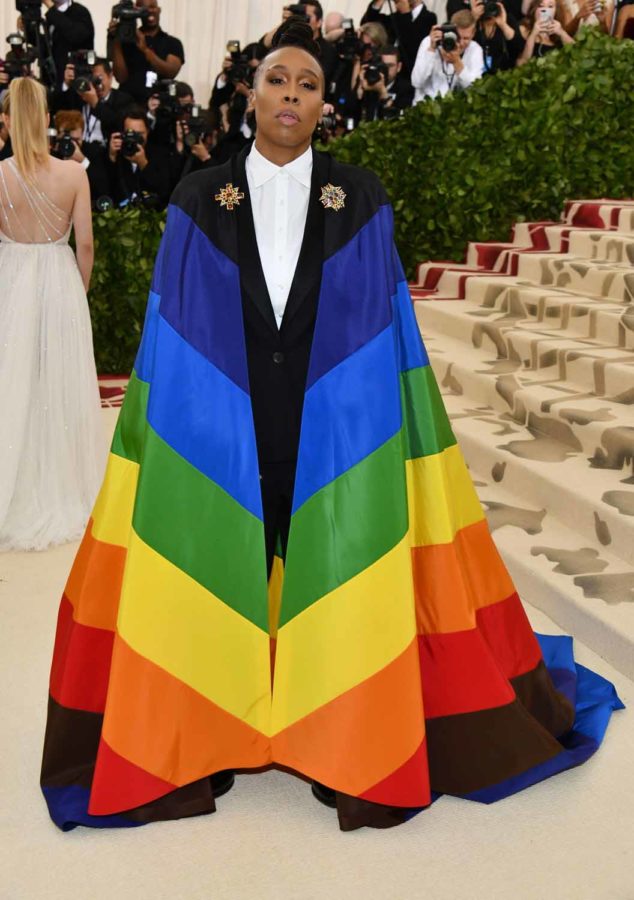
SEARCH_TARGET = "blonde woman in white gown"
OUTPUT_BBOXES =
[0,78,104,551]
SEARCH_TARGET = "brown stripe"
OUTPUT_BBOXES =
[124,778,216,825]
[511,660,575,739]
[41,695,102,789]
[335,793,410,831]
[426,697,564,795]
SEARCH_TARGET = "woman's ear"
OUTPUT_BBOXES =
[247,88,255,115]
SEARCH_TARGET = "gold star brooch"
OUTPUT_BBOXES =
[214,183,245,211]
[319,183,346,212]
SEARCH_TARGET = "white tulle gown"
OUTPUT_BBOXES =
[0,158,105,551]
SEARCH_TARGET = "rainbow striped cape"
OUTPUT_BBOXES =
[41,152,623,831]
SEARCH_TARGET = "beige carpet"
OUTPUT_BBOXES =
[0,521,631,899]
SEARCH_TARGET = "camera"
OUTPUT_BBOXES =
[439,23,459,52]
[1,33,37,80]
[111,0,150,46]
[121,128,145,157]
[483,0,500,16]
[364,52,388,87]
[285,3,310,21]
[67,49,96,93]
[151,78,181,124]
[335,18,362,62]
[15,0,41,24]
[52,130,76,160]
[183,104,208,148]
[225,41,254,84]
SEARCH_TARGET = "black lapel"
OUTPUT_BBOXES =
[279,148,330,334]
[233,146,279,336]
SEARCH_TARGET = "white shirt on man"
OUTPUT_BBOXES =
[411,35,484,103]
[246,142,312,329]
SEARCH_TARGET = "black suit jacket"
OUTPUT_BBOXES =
[45,1,95,89]
[90,89,134,139]
[108,145,172,209]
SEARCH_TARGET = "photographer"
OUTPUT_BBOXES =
[354,44,414,121]
[209,42,263,162]
[361,1,437,73]
[78,58,133,144]
[107,105,171,208]
[172,104,219,181]
[53,108,110,206]
[263,4,338,88]
[109,0,185,103]
[517,0,574,63]
[472,0,525,72]
[41,0,94,89]
[411,10,484,101]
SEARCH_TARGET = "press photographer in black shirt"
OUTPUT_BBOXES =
[42,0,94,89]
[107,105,172,208]
[354,44,414,122]
[472,0,524,72]
[109,0,185,102]
[361,0,436,73]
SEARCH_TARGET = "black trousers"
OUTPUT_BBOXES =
[260,461,296,578]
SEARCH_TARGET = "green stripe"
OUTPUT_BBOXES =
[280,431,408,627]
[400,366,456,460]
[110,370,149,465]
[133,427,269,631]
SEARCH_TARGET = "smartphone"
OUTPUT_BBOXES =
[539,7,554,22]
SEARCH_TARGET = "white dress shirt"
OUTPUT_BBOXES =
[246,142,312,329]
[411,36,484,103]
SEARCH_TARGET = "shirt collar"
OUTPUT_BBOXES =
[57,0,73,11]
[248,142,312,189]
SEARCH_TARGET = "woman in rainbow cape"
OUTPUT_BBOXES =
[41,19,623,832]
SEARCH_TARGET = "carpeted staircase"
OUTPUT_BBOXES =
[413,199,634,679]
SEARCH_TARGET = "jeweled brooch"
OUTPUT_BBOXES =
[215,183,245,210]
[319,183,346,212]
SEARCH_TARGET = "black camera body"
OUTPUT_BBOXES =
[184,105,208,149]
[439,23,459,52]
[52,130,76,160]
[364,51,388,87]
[152,78,181,123]
[285,3,310,21]
[67,49,96,93]
[1,34,37,80]
[225,42,254,85]
[483,0,501,17]
[111,0,151,46]
[121,128,145,157]
[336,19,362,62]
[15,0,41,24]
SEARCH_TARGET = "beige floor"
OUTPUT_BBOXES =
[0,535,632,900]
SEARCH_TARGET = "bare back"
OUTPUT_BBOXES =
[0,156,85,244]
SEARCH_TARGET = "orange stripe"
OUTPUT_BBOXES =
[412,518,515,635]
[65,520,126,632]
[273,640,427,803]
[102,636,272,786]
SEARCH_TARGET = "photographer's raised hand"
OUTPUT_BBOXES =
[429,25,443,51]
[78,83,99,109]
[69,140,86,165]
[441,46,465,72]
[108,132,122,164]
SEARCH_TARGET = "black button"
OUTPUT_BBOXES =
[272,351,285,364]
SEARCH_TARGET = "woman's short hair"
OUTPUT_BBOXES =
[1,77,49,176]
[359,21,389,49]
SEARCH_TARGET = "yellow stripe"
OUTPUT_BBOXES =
[268,555,284,640]
[92,452,139,547]
[406,444,484,547]
[271,534,416,733]
[118,530,272,733]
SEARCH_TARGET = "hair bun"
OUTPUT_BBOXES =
[271,15,322,59]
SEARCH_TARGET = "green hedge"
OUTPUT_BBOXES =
[327,29,634,278]
[89,31,634,373]
[88,207,164,373]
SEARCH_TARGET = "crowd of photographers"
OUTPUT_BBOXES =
[0,0,631,212]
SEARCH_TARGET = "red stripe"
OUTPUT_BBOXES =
[476,592,542,680]
[361,738,430,807]
[418,629,515,719]
[49,595,114,714]
[89,737,176,815]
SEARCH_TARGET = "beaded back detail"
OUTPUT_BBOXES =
[0,159,71,244]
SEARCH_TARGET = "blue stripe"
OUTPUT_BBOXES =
[392,279,429,373]
[42,785,141,831]
[134,290,161,384]
[147,315,262,519]
[307,205,396,389]
[157,204,250,394]
[293,325,402,513]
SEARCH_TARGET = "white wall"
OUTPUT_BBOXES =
[0,0,373,103]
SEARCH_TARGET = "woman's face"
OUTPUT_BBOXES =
[252,46,324,155]
[538,0,556,12]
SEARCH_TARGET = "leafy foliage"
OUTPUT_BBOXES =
[326,31,634,278]
[87,207,164,373]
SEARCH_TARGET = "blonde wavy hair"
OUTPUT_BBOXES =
[1,77,50,176]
